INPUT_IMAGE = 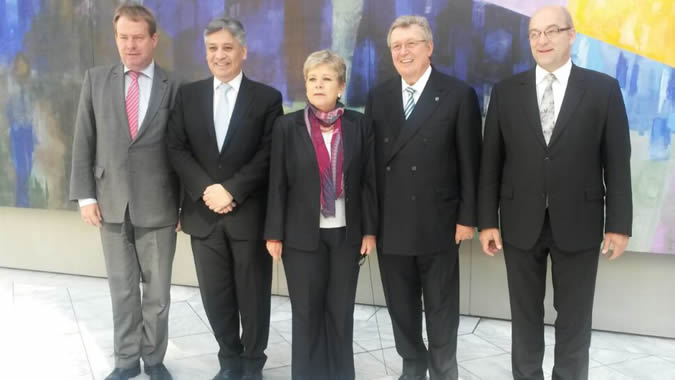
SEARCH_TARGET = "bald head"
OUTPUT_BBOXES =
[530,5,574,30]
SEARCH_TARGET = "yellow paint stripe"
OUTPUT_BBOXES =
[568,0,675,67]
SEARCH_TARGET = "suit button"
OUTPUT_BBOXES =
[411,166,417,171]
[384,137,390,143]
[386,166,391,171]
[545,157,550,160]
[346,197,350,202]
[218,164,222,169]
[411,195,416,201]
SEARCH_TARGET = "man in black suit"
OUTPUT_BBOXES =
[478,6,632,380]
[366,15,482,380]
[167,16,283,380]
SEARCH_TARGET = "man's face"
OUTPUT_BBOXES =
[389,24,433,85]
[205,29,247,83]
[529,7,576,72]
[115,16,157,71]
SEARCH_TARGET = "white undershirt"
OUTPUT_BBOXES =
[319,130,346,228]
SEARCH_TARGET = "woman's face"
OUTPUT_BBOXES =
[305,64,345,112]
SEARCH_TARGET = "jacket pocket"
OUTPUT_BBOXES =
[94,166,104,179]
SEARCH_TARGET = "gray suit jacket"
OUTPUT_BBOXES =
[69,63,181,228]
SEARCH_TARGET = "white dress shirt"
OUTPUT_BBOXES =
[319,130,347,228]
[401,64,432,108]
[535,58,572,123]
[79,61,156,207]
[213,71,243,149]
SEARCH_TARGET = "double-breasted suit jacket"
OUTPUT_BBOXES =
[367,68,482,256]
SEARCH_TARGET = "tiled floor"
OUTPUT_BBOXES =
[1,267,674,379]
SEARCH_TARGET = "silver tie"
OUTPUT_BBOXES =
[404,86,416,119]
[539,73,556,144]
[215,83,232,152]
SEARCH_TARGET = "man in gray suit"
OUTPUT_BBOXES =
[69,3,180,380]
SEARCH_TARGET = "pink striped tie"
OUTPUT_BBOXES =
[126,71,140,139]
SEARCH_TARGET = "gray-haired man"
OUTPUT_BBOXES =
[166,16,283,380]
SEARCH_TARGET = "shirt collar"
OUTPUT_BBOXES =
[535,58,572,87]
[124,60,154,79]
[401,64,432,95]
[213,71,244,93]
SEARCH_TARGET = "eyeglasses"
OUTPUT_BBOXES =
[390,39,426,52]
[528,26,572,41]
[358,254,368,266]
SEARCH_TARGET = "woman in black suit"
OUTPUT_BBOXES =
[264,49,377,380]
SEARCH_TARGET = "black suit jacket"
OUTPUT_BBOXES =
[366,68,482,255]
[167,75,283,239]
[477,64,633,252]
[264,109,377,251]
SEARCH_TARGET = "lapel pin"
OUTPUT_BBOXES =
[434,96,439,102]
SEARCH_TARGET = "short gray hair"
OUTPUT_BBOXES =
[203,16,246,46]
[387,15,433,47]
[303,50,347,84]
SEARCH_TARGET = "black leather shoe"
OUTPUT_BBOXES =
[104,365,141,380]
[241,370,263,380]
[212,368,241,380]
[144,363,173,380]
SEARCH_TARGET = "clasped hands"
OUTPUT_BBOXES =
[203,184,236,214]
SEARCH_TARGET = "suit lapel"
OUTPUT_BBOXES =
[294,111,318,168]
[111,64,131,143]
[387,69,443,163]
[133,65,168,143]
[548,65,586,147]
[520,69,548,149]
[220,75,255,155]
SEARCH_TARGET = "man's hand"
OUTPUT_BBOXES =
[266,240,283,261]
[361,235,376,255]
[479,228,502,256]
[175,219,182,232]
[455,224,475,244]
[602,232,629,260]
[203,184,234,213]
[80,204,102,227]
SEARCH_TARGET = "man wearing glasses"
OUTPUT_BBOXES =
[366,15,482,380]
[478,6,632,380]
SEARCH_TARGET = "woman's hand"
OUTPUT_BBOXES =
[266,240,283,261]
[360,235,376,255]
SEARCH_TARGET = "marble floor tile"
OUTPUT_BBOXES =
[458,315,481,335]
[165,353,221,380]
[609,355,675,380]
[590,347,649,365]
[354,303,378,321]
[592,330,675,358]
[270,318,293,343]
[457,334,506,362]
[264,340,293,369]
[185,294,212,332]
[164,332,219,361]
[460,353,512,380]
[263,365,292,379]
[0,268,669,380]
[168,300,210,338]
[354,351,390,379]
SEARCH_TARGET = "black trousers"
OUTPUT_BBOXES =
[282,227,361,380]
[378,250,460,380]
[504,211,600,380]
[190,218,272,374]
